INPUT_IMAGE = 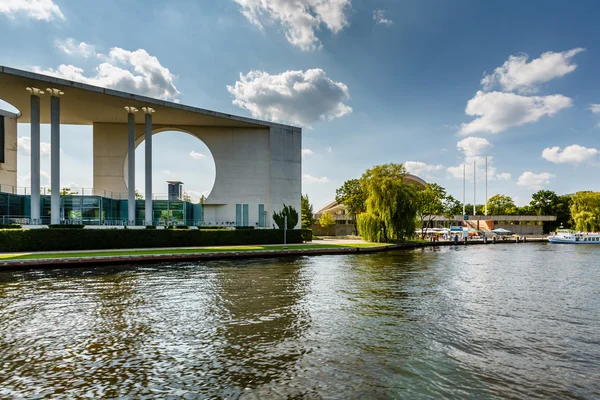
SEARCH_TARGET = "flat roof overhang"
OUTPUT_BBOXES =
[0,66,300,130]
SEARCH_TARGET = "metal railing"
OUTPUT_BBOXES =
[0,185,197,202]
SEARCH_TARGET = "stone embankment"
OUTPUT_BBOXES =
[0,238,547,270]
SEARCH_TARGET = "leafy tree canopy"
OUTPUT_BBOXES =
[487,194,518,215]
[335,179,366,217]
[301,194,315,229]
[273,204,299,230]
[357,163,418,242]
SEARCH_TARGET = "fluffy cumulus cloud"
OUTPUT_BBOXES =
[373,9,392,26]
[54,38,96,58]
[447,137,509,181]
[234,0,351,51]
[496,172,512,180]
[34,42,180,101]
[541,144,599,164]
[17,136,52,158]
[481,48,585,93]
[189,150,206,160]
[456,137,492,156]
[227,68,352,126]
[459,91,572,135]
[404,161,443,178]
[303,174,329,183]
[0,0,64,21]
[302,148,314,157]
[517,171,555,190]
[589,104,600,115]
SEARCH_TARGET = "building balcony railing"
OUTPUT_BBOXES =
[0,184,196,202]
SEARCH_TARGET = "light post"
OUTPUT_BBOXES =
[283,215,287,248]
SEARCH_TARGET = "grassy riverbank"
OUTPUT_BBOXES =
[0,243,388,261]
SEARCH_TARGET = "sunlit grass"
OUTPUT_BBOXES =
[0,243,389,261]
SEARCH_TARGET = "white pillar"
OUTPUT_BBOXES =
[142,107,155,225]
[47,88,64,225]
[125,107,138,225]
[26,87,44,224]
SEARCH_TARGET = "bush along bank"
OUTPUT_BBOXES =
[0,229,311,252]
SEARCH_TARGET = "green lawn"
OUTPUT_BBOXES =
[0,243,389,261]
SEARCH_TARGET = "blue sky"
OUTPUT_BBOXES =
[1,0,600,209]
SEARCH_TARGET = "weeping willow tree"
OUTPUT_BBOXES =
[570,191,600,231]
[356,163,418,242]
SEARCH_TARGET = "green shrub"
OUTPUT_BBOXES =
[145,225,157,230]
[48,224,85,229]
[175,226,190,230]
[0,224,22,230]
[234,226,255,230]
[0,229,304,252]
[197,226,227,230]
[301,229,313,242]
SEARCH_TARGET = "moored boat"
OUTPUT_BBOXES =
[548,229,600,244]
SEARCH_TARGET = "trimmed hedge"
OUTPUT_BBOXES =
[0,229,304,252]
[48,224,85,229]
[0,224,22,230]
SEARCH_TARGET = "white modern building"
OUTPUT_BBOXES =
[0,66,301,227]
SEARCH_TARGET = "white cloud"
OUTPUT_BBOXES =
[0,0,64,21]
[517,171,555,190]
[327,146,332,153]
[34,45,180,101]
[161,169,173,175]
[404,161,443,178]
[481,48,584,93]
[496,172,512,180]
[189,150,206,160]
[459,91,572,135]
[589,104,600,115]
[541,144,599,164]
[456,137,492,156]
[373,9,392,26]
[233,0,351,51]
[55,38,96,58]
[18,136,53,158]
[303,174,329,183]
[447,156,497,181]
[227,69,352,126]
[302,148,314,158]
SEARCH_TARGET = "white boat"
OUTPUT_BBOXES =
[548,229,600,244]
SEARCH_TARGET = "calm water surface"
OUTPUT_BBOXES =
[1,244,599,399]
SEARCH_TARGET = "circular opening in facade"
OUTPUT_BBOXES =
[129,130,216,202]
[0,99,20,116]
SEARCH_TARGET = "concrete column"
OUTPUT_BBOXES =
[125,107,138,225]
[26,87,44,224]
[142,107,155,225]
[48,88,64,225]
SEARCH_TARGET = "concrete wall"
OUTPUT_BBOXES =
[0,114,17,190]
[495,224,544,235]
[93,123,301,227]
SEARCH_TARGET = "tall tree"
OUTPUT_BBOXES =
[356,163,418,242]
[570,192,600,232]
[319,211,336,235]
[301,194,315,229]
[415,183,447,237]
[529,190,571,232]
[335,179,366,218]
[443,195,463,219]
[487,194,518,215]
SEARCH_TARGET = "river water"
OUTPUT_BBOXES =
[0,243,599,399]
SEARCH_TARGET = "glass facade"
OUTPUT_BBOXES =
[0,193,204,226]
